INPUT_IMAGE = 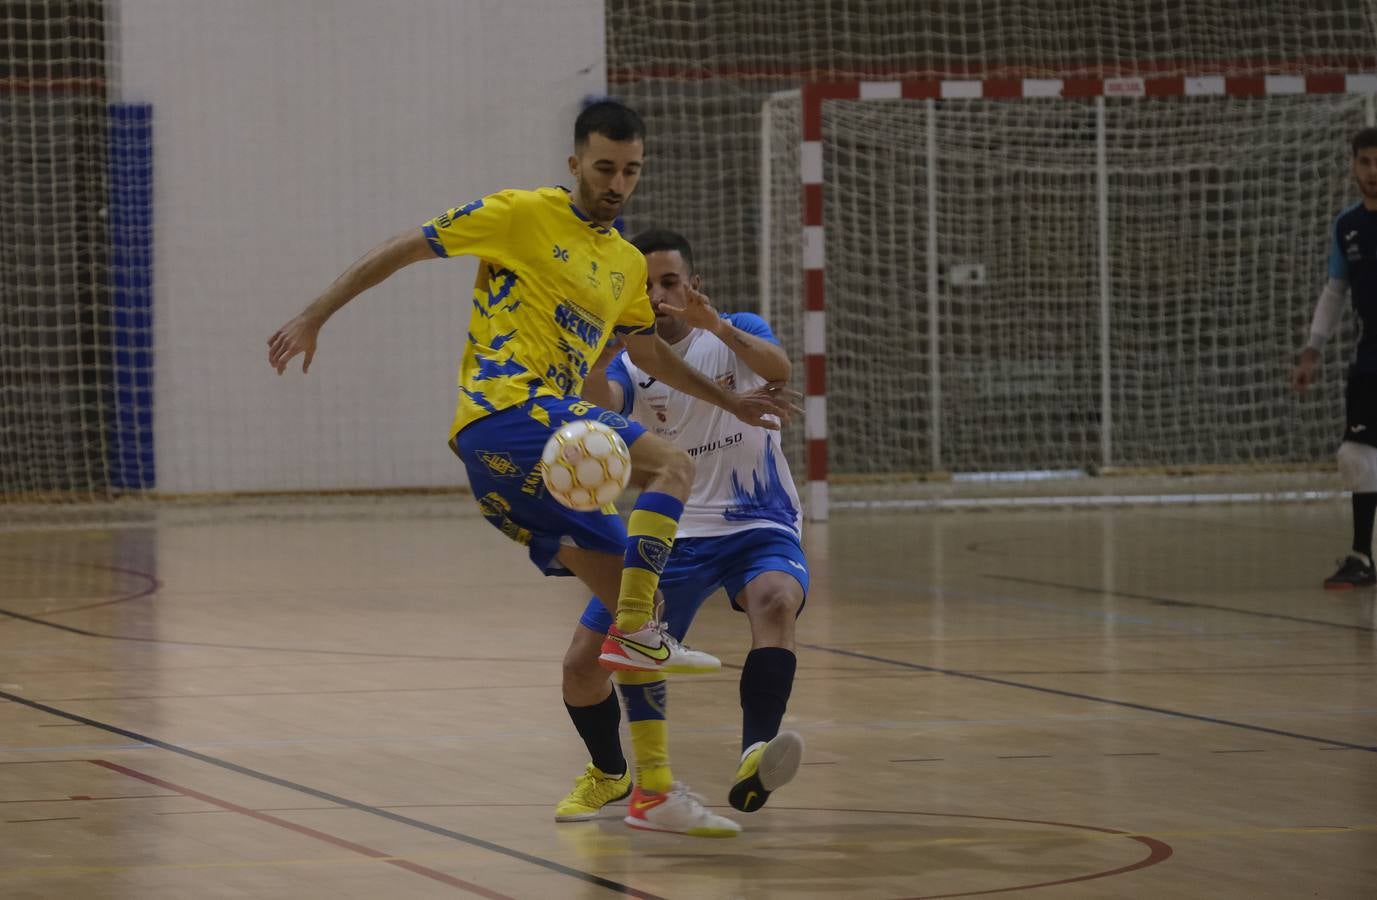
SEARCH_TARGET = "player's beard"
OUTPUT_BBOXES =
[577,179,621,225]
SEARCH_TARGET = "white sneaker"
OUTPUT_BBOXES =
[598,621,720,674]
[623,782,741,837]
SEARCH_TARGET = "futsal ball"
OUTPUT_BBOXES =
[540,419,632,510]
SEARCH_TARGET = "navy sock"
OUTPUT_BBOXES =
[564,689,625,777]
[740,647,797,752]
[1354,493,1377,560]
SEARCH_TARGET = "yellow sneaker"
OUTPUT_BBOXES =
[728,731,803,812]
[555,763,632,822]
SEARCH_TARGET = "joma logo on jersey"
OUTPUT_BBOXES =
[478,450,522,478]
[552,245,570,263]
[554,301,605,346]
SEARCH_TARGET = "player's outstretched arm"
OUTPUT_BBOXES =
[622,332,797,430]
[580,339,627,411]
[658,285,791,383]
[267,228,435,374]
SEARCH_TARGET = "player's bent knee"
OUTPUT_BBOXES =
[1338,441,1377,492]
[562,628,611,692]
[746,586,803,625]
[563,659,611,702]
[663,447,694,492]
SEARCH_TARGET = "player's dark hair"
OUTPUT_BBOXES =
[1353,128,1377,155]
[575,100,646,147]
[631,228,694,272]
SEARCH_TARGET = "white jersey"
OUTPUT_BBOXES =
[606,313,802,539]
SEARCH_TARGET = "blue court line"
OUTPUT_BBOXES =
[8,705,1374,756]
[986,574,1377,634]
[0,690,664,899]
[800,645,1377,753]
[837,574,1207,633]
[0,605,481,661]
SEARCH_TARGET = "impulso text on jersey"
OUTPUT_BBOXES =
[687,432,743,458]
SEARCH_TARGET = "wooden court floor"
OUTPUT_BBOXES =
[0,497,1373,899]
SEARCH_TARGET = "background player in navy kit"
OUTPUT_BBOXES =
[556,229,808,835]
[1292,127,1377,588]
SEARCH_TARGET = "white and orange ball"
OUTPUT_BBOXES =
[540,419,632,510]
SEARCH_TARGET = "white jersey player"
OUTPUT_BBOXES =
[556,228,809,837]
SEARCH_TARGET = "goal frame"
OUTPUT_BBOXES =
[777,74,1377,521]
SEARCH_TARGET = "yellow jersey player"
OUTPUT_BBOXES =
[267,102,796,830]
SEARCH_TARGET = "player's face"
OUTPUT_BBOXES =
[1355,147,1377,204]
[644,249,699,343]
[569,133,644,225]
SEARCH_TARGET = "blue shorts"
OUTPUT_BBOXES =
[452,396,647,576]
[579,527,809,640]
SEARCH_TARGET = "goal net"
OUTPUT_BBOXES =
[764,83,1371,511]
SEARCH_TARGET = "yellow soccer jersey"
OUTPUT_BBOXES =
[422,187,655,438]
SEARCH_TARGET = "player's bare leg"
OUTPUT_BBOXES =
[555,593,737,835]
[555,623,629,821]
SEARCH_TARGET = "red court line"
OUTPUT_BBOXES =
[89,760,515,899]
[900,833,1171,899]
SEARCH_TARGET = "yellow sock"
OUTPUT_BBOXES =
[614,493,684,633]
[615,670,672,793]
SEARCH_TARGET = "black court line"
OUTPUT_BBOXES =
[986,574,1377,633]
[0,606,499,662]
[0,690,664,900]
[801,644,1377,753]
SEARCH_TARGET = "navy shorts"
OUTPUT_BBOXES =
[579,527,809,640]
[452,396,647,575]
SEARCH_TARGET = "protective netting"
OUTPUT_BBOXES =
[1,1,119,501]
[7,2,1377,509]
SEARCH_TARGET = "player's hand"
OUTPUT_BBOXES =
[657,284,721,332]
[728,382,803,430]
[268,313,322,375]
[1290,347,1321,394]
